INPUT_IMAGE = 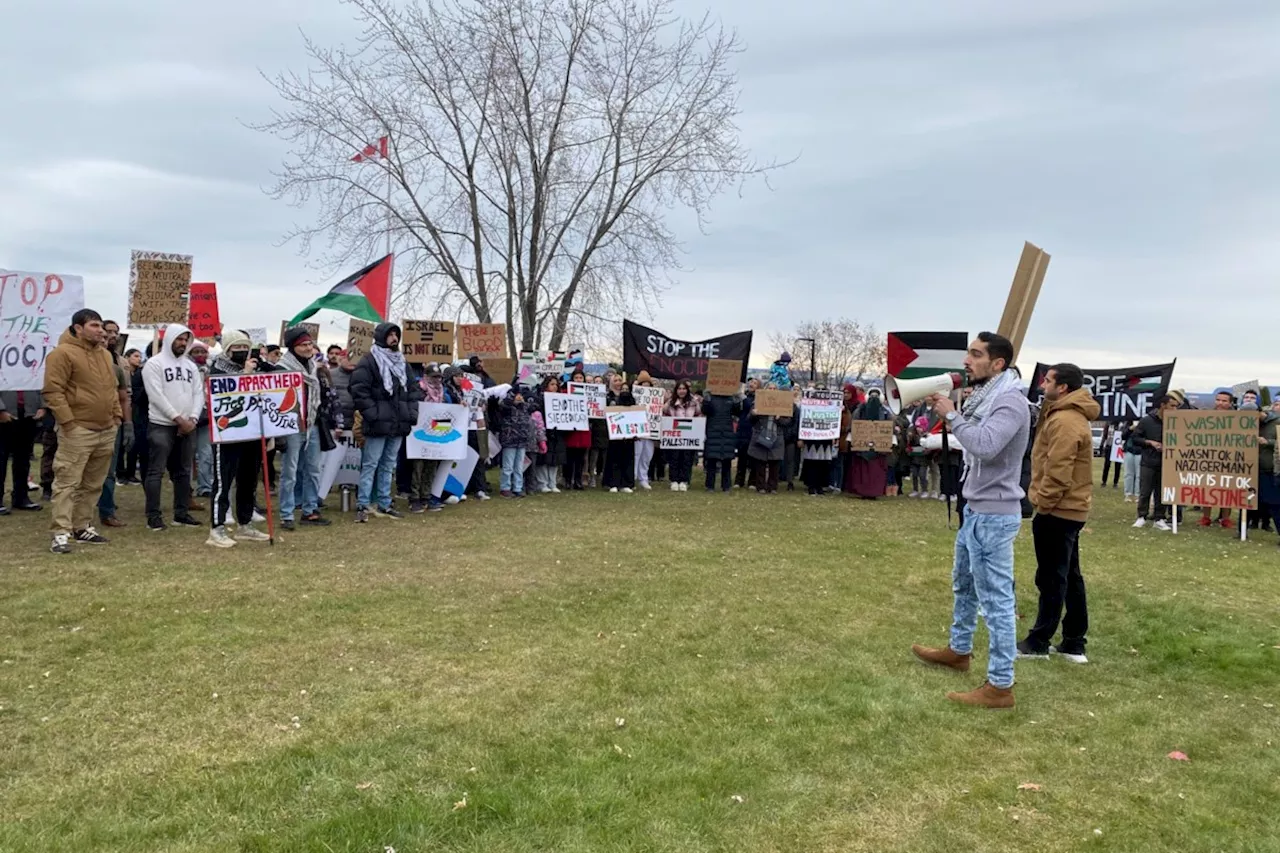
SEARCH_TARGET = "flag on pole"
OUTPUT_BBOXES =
[288,255,393,325]
[351,136,389,163]
[886,331,969,380]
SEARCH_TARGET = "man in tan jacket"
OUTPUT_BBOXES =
[1019,363,1101,664]
[41,308,123,554]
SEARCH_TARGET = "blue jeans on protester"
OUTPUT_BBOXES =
[500,446,526,494]
[279,425,322,521]
[949,506,1022,689]
[359,435,402,510]
[96,426,124,520]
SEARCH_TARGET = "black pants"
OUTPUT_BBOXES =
[0,417,40,505]
[212,442,261,528]
[734,446,755,487]
[753,459,780,493]
[1100,456,1122,486]
[1137,465,1166,521]
[667,449,694,483]
[131,420,149,482]
[704,457,732,491]
[1024,513,1088,654]
[650,447,666,481]
[565,447,587,487]
[803,458,830,493]
[145,423,194,520]
[40,428,57,490]
[604,441,635,489]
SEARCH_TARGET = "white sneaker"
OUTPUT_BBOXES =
[1052,646,1090,665]
[445,495,461,505]
[235,525,270,542]
[639,482,651,491]
[609,487,619,493]
[458,494,468,502]
[206,526,237,548]
[550,486,561,494]
[671,482,680,491]
[1153,519,1172,531]
[908,491,921,498]
[476,491,490,501]
[621,487,634,494]
[680,482,688,491]
[252,510,266,523]
[1132,518,1147,528]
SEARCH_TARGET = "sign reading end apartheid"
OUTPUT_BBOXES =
[0,270,85,392]
[1029,362,1176,422]
[660,416,706,450]
[1161,411,1258,511]
[622,320,752,382]
[207,371,305,443]
[129,250,193,328]
[402,320,455,364]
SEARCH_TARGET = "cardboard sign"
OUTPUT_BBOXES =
[545,392,589,431]
[207,371,305,443]
[279,321,321,347]
[457,323,507,358]
[799,397,841,441]
[660,416,706,450]
[347,319,376,361]
[401,320,455,363]
[633,386,666,439]
[606,406,647,439]
[0,270,85,392]
[569,381,607,419]
[484,357,517,384]
[405,402,469,460]
[244,327,270,347]
[128,250,193,327]
[187,282,220,341]
[705,359,744,396]
[849,420,895,451]
[1161,411,1259,510]
[754,389,794,418]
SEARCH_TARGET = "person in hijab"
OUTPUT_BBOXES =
[350,322,423,521]
[847,388,891,498]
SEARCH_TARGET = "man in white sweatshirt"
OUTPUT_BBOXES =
[142,323,205,531]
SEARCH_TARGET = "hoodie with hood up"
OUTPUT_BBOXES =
[1028,387,1102,521]
[142,323,205,427]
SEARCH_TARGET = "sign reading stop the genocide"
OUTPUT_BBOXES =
[1161,410,1259,510]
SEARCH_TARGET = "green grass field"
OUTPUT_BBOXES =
[2,464,1278,852]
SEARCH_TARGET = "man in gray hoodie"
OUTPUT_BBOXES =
[912,332,1031,709]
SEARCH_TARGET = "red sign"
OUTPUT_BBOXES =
[187,281,220,340]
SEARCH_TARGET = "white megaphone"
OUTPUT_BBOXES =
[883,372,964,414]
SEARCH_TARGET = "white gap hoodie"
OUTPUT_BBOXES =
[143,323,206,426]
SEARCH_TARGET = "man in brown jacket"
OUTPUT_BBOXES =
[1019,363,1101,664]
[41,308,123,554]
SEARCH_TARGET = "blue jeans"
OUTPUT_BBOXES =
[195,427,214,495]
[950,507,1021,689]
[359,435,402,510]
[96,426,123,519]
[500,446,525,494]
[279,425,322,521]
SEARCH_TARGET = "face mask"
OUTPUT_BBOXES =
[192,354,208,365]
[230,350,249,366]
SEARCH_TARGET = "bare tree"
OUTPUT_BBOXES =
[254,0,780,354]
[769,319,887,386]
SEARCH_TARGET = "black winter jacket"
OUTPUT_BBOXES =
[350,340,423,438]
[701,394,740,461]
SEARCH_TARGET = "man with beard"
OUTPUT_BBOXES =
[142,323,204,531]
[93,320,134,527]
[350,322,422,522]
[911,332,1032,709]
[204,330,273,548]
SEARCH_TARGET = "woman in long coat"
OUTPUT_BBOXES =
[846,389,891,498]
[700,392,740,492]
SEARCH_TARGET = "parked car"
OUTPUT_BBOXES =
[1091,426,1105,457]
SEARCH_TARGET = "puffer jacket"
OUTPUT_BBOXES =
[350,323,424,438]
[499,390,533,448]
[701,394,739,460]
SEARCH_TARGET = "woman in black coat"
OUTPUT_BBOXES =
[701,393,740,493]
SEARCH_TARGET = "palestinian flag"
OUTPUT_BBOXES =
[1127,376,1163,393]
[672,418,694,431]
[288,255,392,325]
[887,331,968,379]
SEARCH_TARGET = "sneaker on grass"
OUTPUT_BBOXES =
[1132,518,1147,529]
[50,533,72,554]
[235,525,270,542]
[1016,640,1049,660]
[355,507,369,523]
[1052,645,1090,665]
[173,515,201,527]
[206,526,237,549]
[375,506,403,519]
[74,527,109,544]
[1153,519,1172,532]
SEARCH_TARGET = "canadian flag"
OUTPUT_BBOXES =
[351,136,389,163]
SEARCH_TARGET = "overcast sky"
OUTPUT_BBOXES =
[3,0,1277,388]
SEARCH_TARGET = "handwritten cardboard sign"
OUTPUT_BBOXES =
[0,270,85,391]
[1161,411,1259,510]
[705,359,743,396]
[754,389,794,418]
[186,281,220,341]
[279,321,321,347]
[129,250,192,327]
[457,323,507,358]
[484,357,517,384]
[849,420,895,451]
[346,319,376,361]
[401,320,455,363]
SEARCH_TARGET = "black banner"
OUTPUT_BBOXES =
[1028,361,1177,422]
[622,320,752,382]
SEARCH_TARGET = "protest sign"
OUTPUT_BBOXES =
[186,282,220,341]
[622,320,753,382]
[705,359,744,396]
[0,270,85,392]
[754,389,794,418]
[279,321,321,347]
[849,420,895,451]
[1161,411,1258,510]
[401,320,455,363]
[1109,430,1125,464]
[660,416,706,450]
[405,402,469,460]
[346,319,375,361]
[569,381,607,418]
[1230,380,1262,408]
[244,327,270,347]
[207,371,305,443]
[606,406,648,439]
[633,385,666,438]
[431,446,480,499]
[545,392,588,431]
[319,431,363,498]
[128,250,193,327]
[484,357,516,384]
[460,372,488,430]
[1028,362,1176,422]
[799,394,841,441]
[517,350,569,385]
[457,323,507,358]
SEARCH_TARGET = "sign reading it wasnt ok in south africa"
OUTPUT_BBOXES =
[1161,410,1259,510]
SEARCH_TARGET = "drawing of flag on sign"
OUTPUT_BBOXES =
[886,331,968,379]
[660,416,706,449]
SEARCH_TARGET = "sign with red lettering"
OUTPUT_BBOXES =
[1161,411,1259,510]
[207,371,305,443]
[187,282,220,341]
[457,323,507,358]
[0,269,86,391]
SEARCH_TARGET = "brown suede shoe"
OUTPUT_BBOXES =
[99,516,127,528]
[187,501,206,512]
[911,644,972,672]
[947,681,1015,709]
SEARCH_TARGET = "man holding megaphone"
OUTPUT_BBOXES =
[909,332,1032,709]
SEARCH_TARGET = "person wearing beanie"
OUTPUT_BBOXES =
[141,323,204,532]
[770,352,794,391]
[350,322,423,521]
[276,326,332,530]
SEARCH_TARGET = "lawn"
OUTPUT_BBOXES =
[1,465,1278,853]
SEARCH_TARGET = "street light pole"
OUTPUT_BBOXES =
[796,337,817,384]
